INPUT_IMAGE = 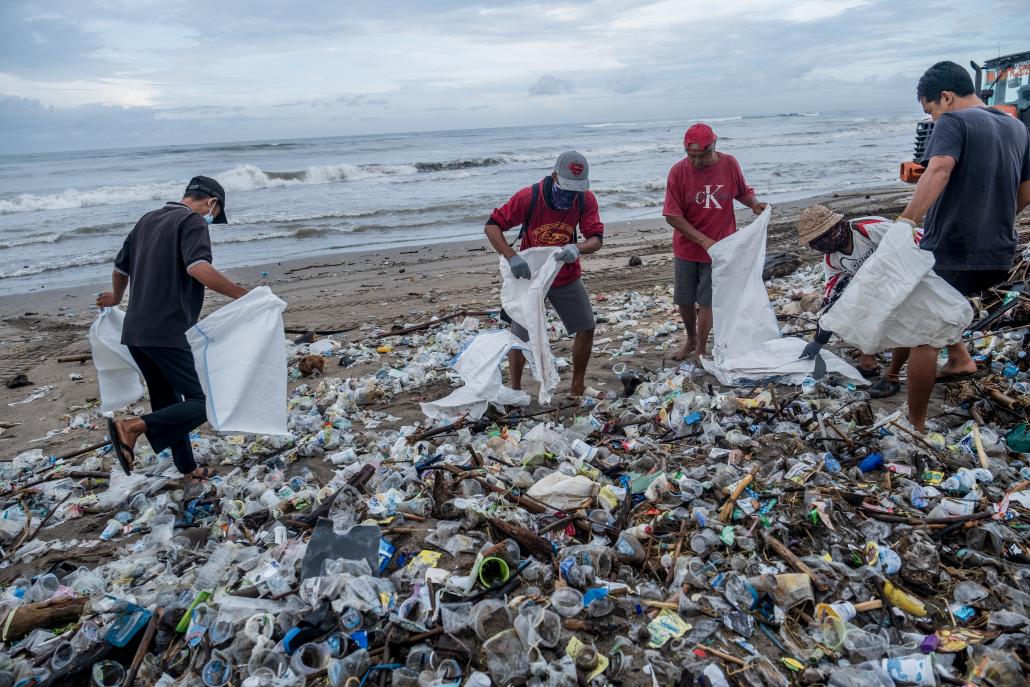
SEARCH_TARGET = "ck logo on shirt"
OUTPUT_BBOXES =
[695,184,724,209]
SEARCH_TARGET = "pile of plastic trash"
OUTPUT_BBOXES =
[1,273,1029,687]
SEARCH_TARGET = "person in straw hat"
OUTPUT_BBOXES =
[796,204,892,384]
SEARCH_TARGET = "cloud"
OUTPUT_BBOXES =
[0,0,1027,151]
[529,74,573,96]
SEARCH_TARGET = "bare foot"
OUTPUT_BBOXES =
[569,384,586,397]
[693,343,707,358]
[672,340,697,360]
[937,361,977,378]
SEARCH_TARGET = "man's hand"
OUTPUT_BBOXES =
[752,202,768,216]
[700,236,716,253]
[96,292,120,307]
[799,340,823,360]
[507,254,531,279]
[554,245,580,264]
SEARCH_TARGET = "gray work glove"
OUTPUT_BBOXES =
[554,244,580,264]
[507,254,531,280]
[799,340,823,360]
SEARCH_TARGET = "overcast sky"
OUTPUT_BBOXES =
[1,0,1026,153]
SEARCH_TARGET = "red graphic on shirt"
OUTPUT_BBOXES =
[531,221,574,246]
[568,163,584,177]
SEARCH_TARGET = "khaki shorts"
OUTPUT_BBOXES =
[503,279,596,341]
[674,258,713,307]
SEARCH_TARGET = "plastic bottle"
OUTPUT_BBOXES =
[193,545,236,592]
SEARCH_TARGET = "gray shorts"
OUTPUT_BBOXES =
[674,258,713,308]
[507,279,596,341]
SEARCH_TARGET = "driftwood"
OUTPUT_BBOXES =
[488,516,554,562]
[56,354,92,363]
[370,310,492,339]
[2,596,86,641]
[761,531,830,593]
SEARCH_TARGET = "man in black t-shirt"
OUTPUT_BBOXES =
[96,176,248,478]
[889,61,1030,432]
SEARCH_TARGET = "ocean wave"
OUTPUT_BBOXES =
[413,157,506,172]
[743,112,820,119]
[0,162,422,214]
[0,232,63,250]
[0,252,111,279]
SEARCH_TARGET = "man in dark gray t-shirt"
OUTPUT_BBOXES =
[96,176,248,479]
[884,61,1030,433]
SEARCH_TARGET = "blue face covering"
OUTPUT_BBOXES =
[202,200,216,224]
[551,180,577,210]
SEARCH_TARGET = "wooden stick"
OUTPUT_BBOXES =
[718,473,753,523]
[56,354,92,363]
[666,519,688,585]
[970,424,991,469]
[370,310,493,339]
[694,644,747,666]
[122,607,162,687]
[762,531,830,593]
[988,389,1018,410]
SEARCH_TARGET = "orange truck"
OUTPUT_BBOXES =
[900,50,1030,183]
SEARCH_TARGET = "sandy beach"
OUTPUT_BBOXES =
[0,184,914,461]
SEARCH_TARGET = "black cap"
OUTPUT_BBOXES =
[184,175,228,224]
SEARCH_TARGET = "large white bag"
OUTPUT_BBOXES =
[420,329,532,420]
[89,307,144,413]
[186,286,289,435]
[702,207,866,386]
[499,247,563,404]
[820,221,973,353]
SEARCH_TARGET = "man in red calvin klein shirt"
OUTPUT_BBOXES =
[485,151,604,397]
[663,123,766,359]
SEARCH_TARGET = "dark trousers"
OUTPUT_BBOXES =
[127,345,207,475]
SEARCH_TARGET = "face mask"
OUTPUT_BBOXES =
[551,181,577,210]
[809,221,850,254]
[202,201,216,224]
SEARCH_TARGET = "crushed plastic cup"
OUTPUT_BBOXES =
[551,587,584,618]
[91,661,126,687]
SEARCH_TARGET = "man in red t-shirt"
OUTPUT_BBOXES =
[485,151,605,397]
[663,123,765,359]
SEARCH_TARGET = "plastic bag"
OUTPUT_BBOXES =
[701,208,865,385]
[186,286,289,435]
[499,247,563,404]
[820,221,973,353]
[88,307,144,413]
[421,330,532,420]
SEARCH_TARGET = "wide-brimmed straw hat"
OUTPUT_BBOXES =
[797,205,844,245]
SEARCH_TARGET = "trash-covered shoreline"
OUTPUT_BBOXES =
[3,194,1030,686]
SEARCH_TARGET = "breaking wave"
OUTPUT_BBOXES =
[0,252,112,279]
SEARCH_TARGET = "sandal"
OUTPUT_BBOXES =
[935,370,987,384]
[858,365,881,379]
[189,467,217,480]
[868,378,901,399]
[105,417,134,476]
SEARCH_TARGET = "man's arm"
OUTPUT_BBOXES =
[1019,180,1030,214]
[899,155,956,225]
[666,215,715,252]
[577,236,602,255]
[187,262,248,299]
[96,270,129,307]
[484,222,517,259]
[739,194,767,215]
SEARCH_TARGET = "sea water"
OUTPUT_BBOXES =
[0,109,917,294]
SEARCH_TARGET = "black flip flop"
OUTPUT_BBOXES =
[935,370,988,384]
[858,365,881,379]
[105,417,134,476]
[868,378,901,399]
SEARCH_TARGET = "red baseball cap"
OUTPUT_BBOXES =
[684,123,717,149]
